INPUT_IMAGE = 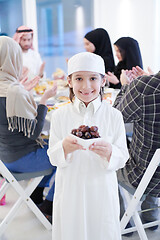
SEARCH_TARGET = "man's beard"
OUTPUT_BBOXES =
[22,45,30,51]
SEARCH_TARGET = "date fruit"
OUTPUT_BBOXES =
[71,125,100,139]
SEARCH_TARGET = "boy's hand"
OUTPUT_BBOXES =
[89,140,112,162]
[63,136,85,158]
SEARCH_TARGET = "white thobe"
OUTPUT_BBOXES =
[48,96,129,240]
[22,49,42,78]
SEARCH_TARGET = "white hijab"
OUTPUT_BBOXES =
[0,36,37,137]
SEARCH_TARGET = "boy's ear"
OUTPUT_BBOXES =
[101,74,107,87]
[67,76,72,87]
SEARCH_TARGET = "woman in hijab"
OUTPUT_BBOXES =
[0,36,57,221]
[84,28,115,74]
[107,37,143,89]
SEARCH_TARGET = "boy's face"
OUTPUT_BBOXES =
[68,71,106,106]
[19,33,33,52]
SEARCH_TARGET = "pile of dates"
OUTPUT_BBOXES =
[71,125,100,139]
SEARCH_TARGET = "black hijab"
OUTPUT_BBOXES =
[110,37,143,89]
[84,28,115,73]
[114,37,143,80]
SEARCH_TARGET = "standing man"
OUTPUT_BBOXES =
[13,25,45,79]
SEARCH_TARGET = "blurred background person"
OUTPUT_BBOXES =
[107,37,143,89]
[13,25,45,80]
[84,28,115,76]
[0,36,57,222]
[113,68,160,233]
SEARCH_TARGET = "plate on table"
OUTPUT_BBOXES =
[56,96,70,102]
[103,88,120,105]
[46,101,71,122]
[47,101,71,112]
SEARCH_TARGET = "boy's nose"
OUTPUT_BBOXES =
[82,80,90,88]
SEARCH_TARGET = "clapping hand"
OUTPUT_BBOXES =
[40,82,57,105]
[132,66,154,78]
[120,66,154,87]
[21,67,29,79]
[120,69,133,86]
[20,76,40,91]
[106,72,120,85]
[39,62,45,78]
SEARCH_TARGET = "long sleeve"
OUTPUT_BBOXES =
[29,104,48,140]
[101,109,129,171]
[113,80,142,123]
[47,99,129,171]
[49,100,129,240]
[47,110,71,168]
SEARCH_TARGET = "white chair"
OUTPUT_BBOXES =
[0,159,53,236]
[120,148,160,240]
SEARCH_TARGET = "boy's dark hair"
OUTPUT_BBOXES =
[68,74,105,102]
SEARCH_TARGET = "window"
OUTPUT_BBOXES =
[0,0,22,37]
[36,0,93,77]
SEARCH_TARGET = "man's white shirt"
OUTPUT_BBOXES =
[23,49,42,78]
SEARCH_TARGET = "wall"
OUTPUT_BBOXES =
[36,0,93,77]
[93,0,160,73]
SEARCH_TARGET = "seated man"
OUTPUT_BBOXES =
[13,25,45,80]
[113,69,160,231]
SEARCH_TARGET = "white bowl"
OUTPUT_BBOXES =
[70,134,102,149]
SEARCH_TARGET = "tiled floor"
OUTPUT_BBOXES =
[0,181,159,240]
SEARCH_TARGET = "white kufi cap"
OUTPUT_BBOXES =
[68,52,105,75]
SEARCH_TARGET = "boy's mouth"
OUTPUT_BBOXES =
[80,90,94,95]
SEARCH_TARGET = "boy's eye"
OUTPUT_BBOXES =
[76,77,82,81]
[91,77,96,81]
